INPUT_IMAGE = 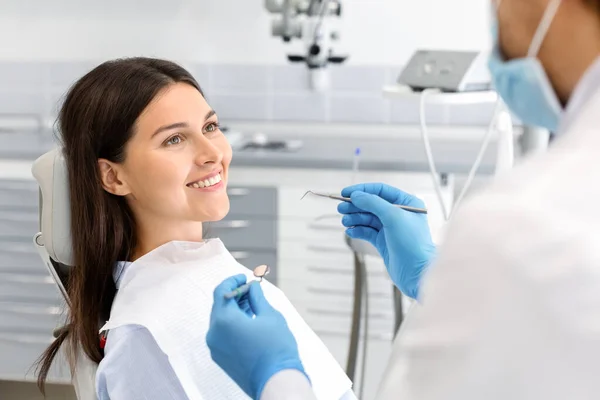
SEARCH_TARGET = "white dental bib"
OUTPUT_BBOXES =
[100,239,352,399]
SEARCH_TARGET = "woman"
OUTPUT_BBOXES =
[35,58,355,399]
[206,0,600,399]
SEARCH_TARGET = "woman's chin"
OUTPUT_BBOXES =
[195,204,230,222]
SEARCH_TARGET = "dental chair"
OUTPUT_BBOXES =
[31,148,98,400]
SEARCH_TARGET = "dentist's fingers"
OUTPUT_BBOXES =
[212,274,248,307]
[341,213,383,230]
[345,226,379,244]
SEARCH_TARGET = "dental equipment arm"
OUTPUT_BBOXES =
[264,0,347,90]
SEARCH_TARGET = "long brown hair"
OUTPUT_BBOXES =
[36,57,203,393]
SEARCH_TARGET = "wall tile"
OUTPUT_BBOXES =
[187,63,211,92]
[271,93,327,122]
[389,98,447,125]
[386,66,404,86]
[272,65,310,93]
[210,64,269,94]
[45,61,98,90]
[329,95,389,124]
[0,62,46,90]
[208,94,269,121]
[46,90,68,118]
[446,103,496,125]
[330,65,387,92]
[0,91,45,114]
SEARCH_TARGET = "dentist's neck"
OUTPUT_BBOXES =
[540,3,600,105]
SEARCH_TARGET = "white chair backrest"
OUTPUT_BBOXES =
[31,148,74,266]
[31,148,98,400]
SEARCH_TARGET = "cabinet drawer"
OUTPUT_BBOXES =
[279,219,347,249]
[278,258,393,292]
[278,187,341,219]
[0,333,70,383]
[0,240,46,274]
[0,211,38,239]
[205,219,276,250]
[293,309,394,341]
[278,241,387,272]
[0,303,64,334]
[0,273,62,303]
[284,289,394,319]
[0,180,39,210]
[226,186,277,217]
[0,132,46,160]
[278,240,353,269]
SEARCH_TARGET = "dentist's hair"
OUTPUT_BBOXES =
[36,57,203,393]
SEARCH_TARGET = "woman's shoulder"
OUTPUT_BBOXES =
[96,324,188,399]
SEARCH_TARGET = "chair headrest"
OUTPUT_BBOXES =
[31,148,74,266]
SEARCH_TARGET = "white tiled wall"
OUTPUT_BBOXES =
[0,62,498,127]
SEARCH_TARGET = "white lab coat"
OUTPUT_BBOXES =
[259,59,600,400]
[374,58,600,400]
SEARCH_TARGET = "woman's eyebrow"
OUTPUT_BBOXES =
[151,122,189,138]
[151,110,216,138]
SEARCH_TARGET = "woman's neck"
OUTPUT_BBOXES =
[131,218,204,261]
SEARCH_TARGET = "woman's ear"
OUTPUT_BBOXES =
[98,159,131,196]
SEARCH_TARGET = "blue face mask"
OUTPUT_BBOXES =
[488,0,563,132]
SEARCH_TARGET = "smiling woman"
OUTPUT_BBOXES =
[95,80,232,260]
[33,58,230,397]
[34,58,355,400]
[34,58,231,398]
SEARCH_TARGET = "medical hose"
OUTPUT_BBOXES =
[419,89,450,220]
[419,90,505,221]
[450,99,505,219]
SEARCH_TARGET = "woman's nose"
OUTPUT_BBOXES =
[193,137,223,165]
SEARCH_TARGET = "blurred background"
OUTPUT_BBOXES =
[0,1,536,399]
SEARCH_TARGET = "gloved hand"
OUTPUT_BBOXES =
[207,274,308,399]
[338,183,436,299]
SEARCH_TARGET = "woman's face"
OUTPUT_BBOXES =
[101,82,232,228]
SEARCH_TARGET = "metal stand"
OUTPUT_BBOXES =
[393,287,404,338]
[346,250,362,379]
[345,234,371,398]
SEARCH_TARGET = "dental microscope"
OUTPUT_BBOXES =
[264,0,348,91]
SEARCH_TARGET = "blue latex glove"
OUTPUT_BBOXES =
[338,183,436,299]
[207,274,308,399]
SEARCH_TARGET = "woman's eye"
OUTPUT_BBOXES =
[205,122,220,133]
[165,135,183,146]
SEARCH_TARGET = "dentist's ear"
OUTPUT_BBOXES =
[98,159,132,196]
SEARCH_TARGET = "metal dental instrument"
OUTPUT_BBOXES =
[224,264,270,299]
[301,190,428,214]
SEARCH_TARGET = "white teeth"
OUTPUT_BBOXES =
[189,173,222,189]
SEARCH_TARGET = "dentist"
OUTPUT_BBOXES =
[208,0,600,398]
